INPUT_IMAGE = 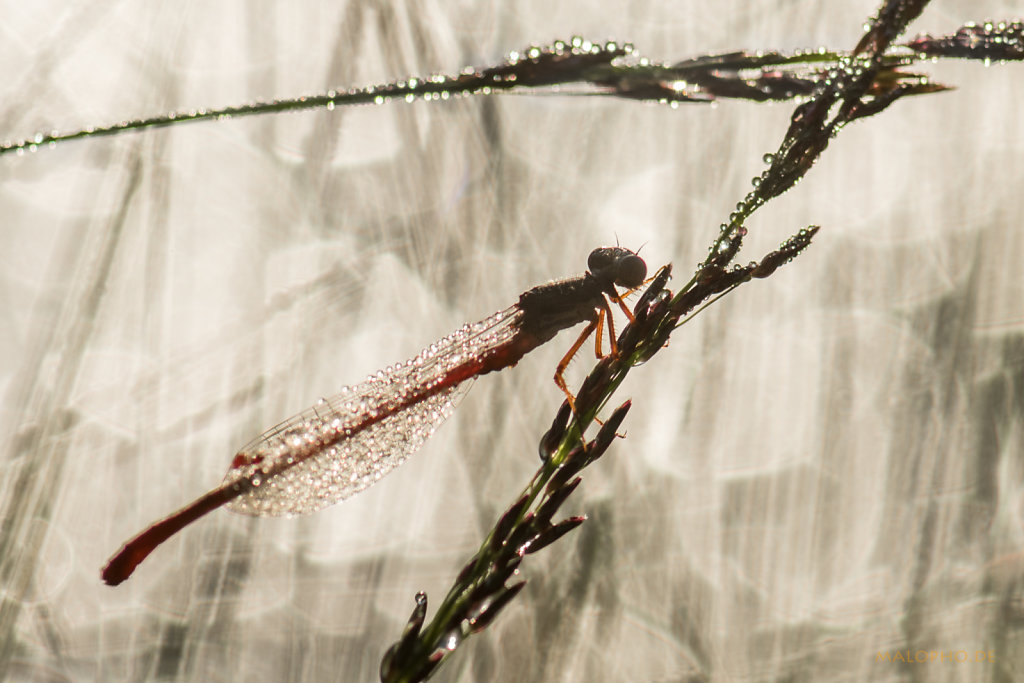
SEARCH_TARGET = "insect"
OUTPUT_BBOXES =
[101,246,647,585]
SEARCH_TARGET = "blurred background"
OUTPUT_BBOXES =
[1,1,1022,680]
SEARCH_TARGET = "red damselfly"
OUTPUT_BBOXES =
[101,247,646,585]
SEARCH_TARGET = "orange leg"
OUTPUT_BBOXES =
[554,317,600,414]
[600,284,638,359]
[554,287,639,421]
[602,297,618,357]
[608,285,637,324]
[593,306,606,358]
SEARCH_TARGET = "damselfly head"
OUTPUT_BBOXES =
[587,247,647,289]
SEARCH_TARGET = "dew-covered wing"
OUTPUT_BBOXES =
[225,306,523,516]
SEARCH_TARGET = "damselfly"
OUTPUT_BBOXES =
[101,246,646,585]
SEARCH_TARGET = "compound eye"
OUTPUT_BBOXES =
[614,254,647,288]
[587,247,614,275]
